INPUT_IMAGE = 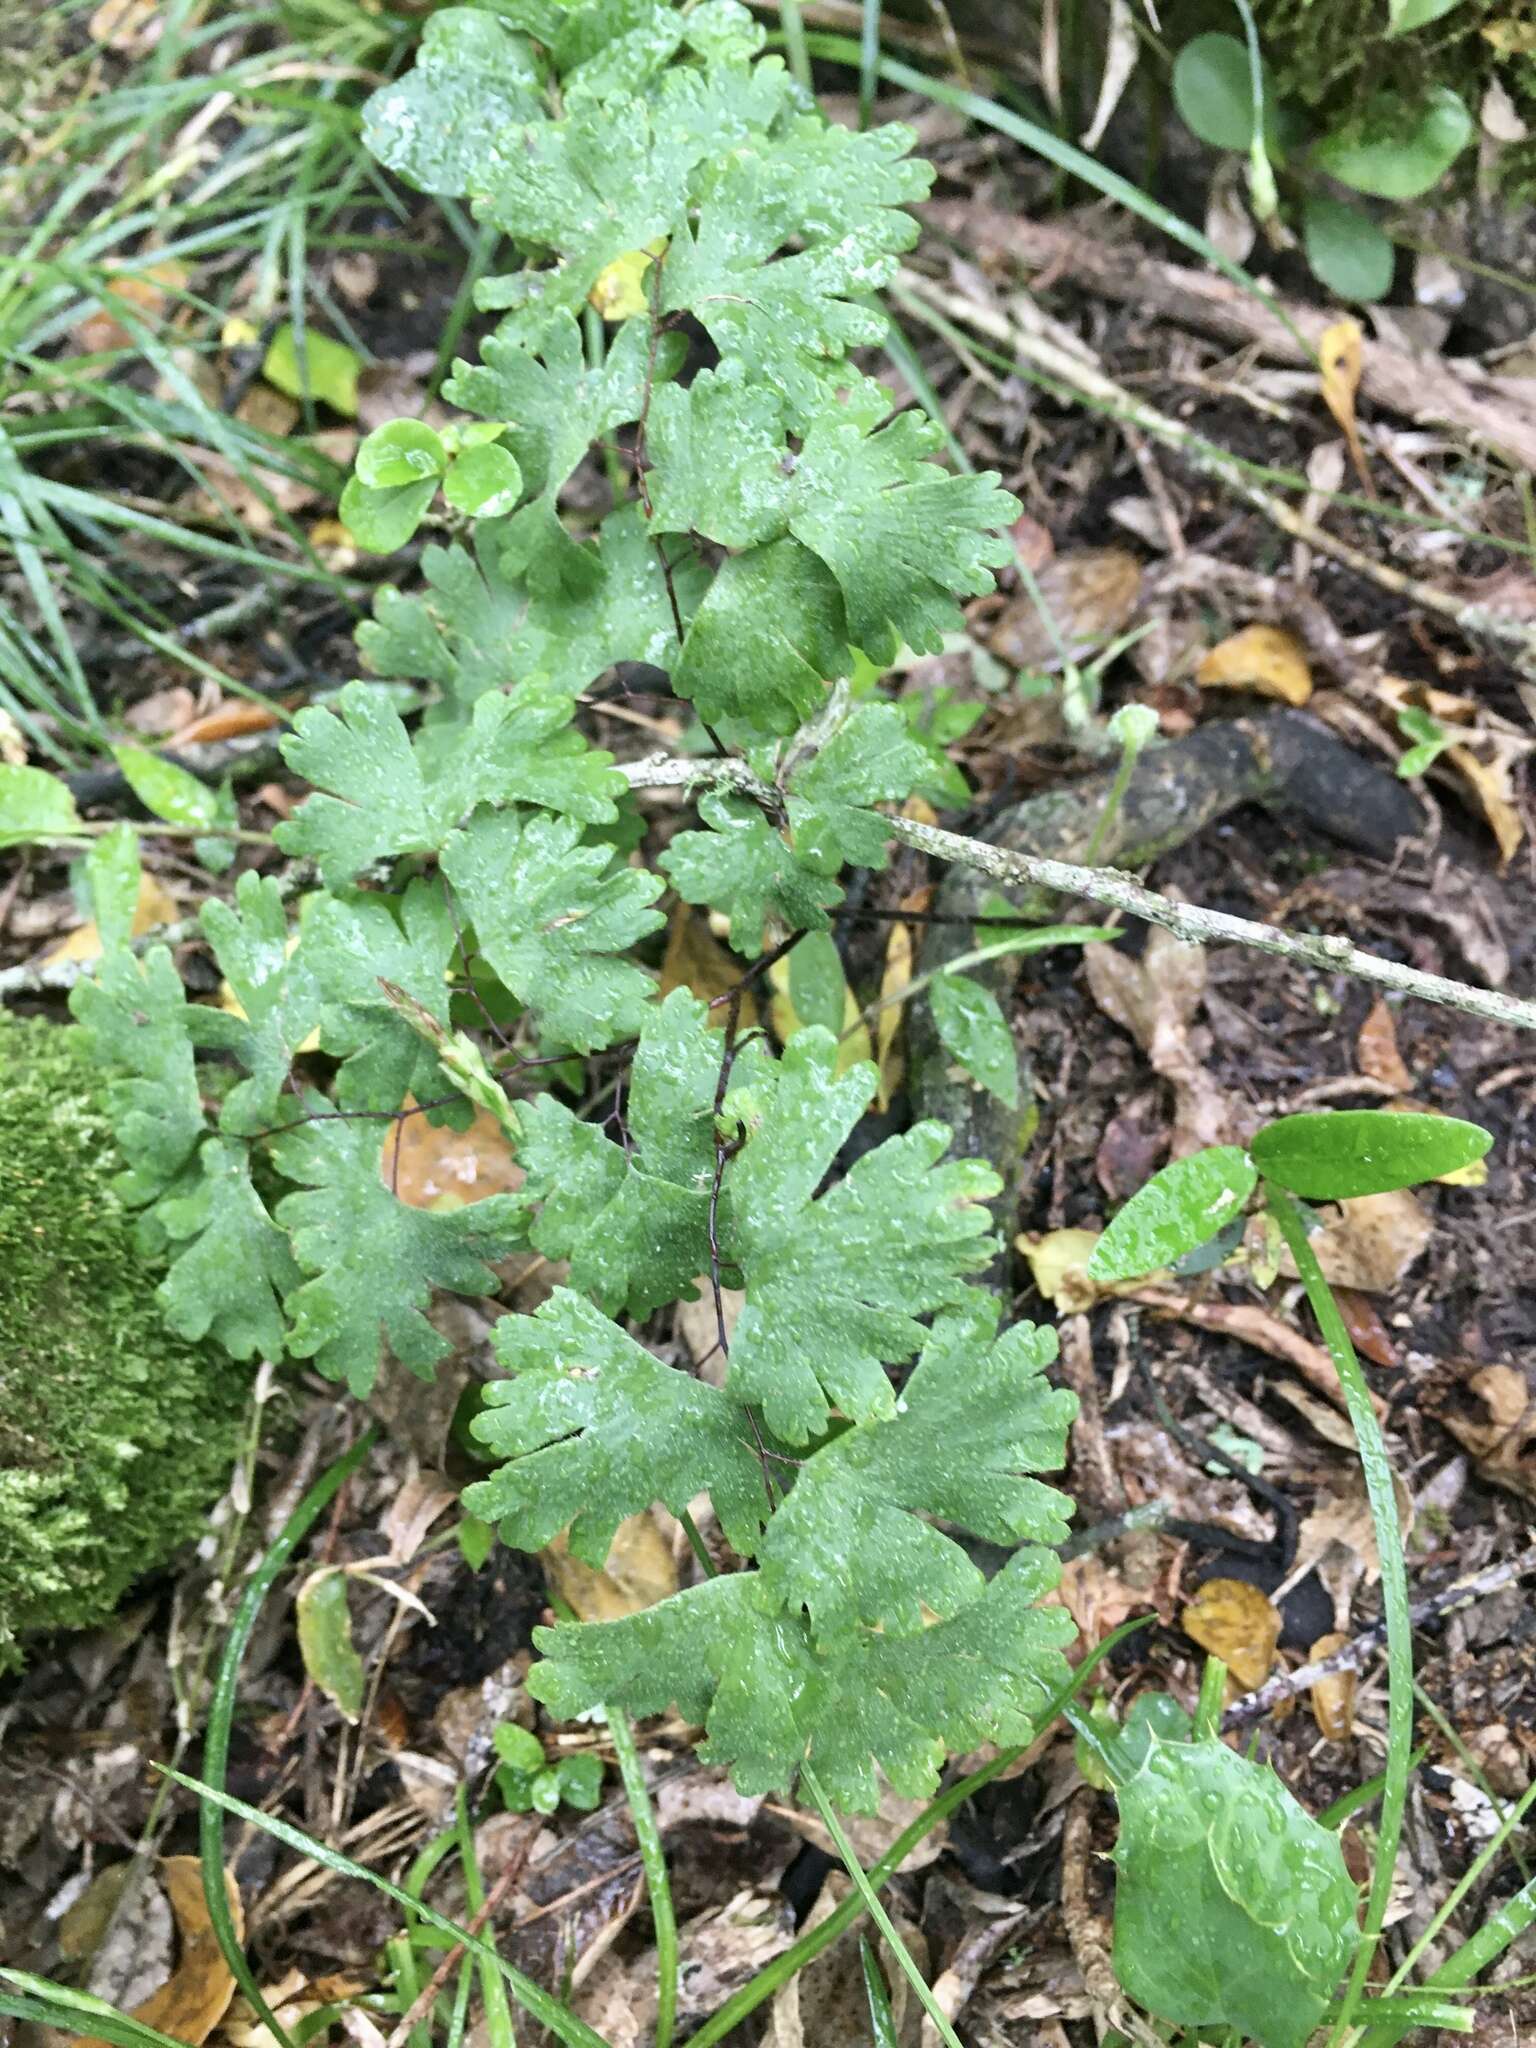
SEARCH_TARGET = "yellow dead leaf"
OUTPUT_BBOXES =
[659,909,756,1029]
[1308,1633,1356,1742]
[543,1513,677,1621]
[1196,624,1313,707]
[0,709,25,766]
[875,920,912,1111]
[42,871,180,968]
[1182,1577,1281,1692]
[900,793,938,828]
[588,241,666,321]
[1018,1227,1104,1311]
[767,953,871,1075]
[78,1858,242,2048]
[1447,740,1524,866]
[89,0,161,53]
[1483,20,1536,54]
[222,315,261,351]
[381,1097,524,1209]
[1319,317,1371,489]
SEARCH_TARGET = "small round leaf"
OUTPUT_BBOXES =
[442,442,524,518]
[1303,196,1395,303]
[339,472,438,554]
[355,418,446,489]
[1173,34,1260,152]
[1314,87,1473,199]
[1088,1146,1257,1284]
[1251,1108,1491,1198]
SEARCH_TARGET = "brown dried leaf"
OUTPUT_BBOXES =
[1356,997,1413,1092]
[1308,1633,1357,1742]
[543,1512,677,1622]
[1446,739,1525,866]
[1438,1365,1536,1500]
[1319,318,1371,490]
[1182,1577,1281,1691]
[1049,1553,1145,1649]
[660,909,756,1027]
[79,1860,243,2048]
[88,0,161,48]
[170,699,283,747]
[1305,1189,1433,1294]
[381,1097,523,1209]
[1196,624,1313,707]
[1084,928,1228,1153]
[989,548,1141,673]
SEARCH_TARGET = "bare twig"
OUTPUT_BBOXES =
[622,753,1536,1032]
[1224,1543,1536,1727]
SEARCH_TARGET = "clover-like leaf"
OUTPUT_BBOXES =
[154,1136,299,1361]
[530,1546,1074,1812]
[464,1289,771,1561]
[721,1029,999,1441]
[272,1107,526,1394]
[758,1295,1075,1644]
[441,806,665,1051]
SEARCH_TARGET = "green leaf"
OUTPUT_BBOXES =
[154,1136,299,1360]
[722,1030,998,1441]
[509,988,761,1310]
[1112,1736,1359,2048]
[787,413,1018,662]
[362,9,544,199]
[786,703,931,870]
[464,1287,771,1561]
[440,807,665,1051]
[1088,1147,1258,1283]
[358,535,531,709]
[296,1571,366,1722]
[1173,33,1260,152]
[1387,0,1464,34]
[1314,87,1473,200]
[0,763,81,846]
[272,1106,526,1394]
[1251,1108,1491,1199]
[529,1547,1074,1812]
[112,745,219,830]
[262,324,360,415]
[645,367,792,548]
[757,1294,1074,1645]
[84,823,142,951]
[307,880,461,1113]
[1303,197,1395,304]
[443,442,524,518]
[493,1722,546,1773]
[554,1752,604,1811]
[70,945,206,1207]
[356,419,447,489]
[339,472,438,554]
[788,930,847,1036]
[930,973,1018,1109]
[660,790,842,955]
[661,120,930,429]
[199,872,321,1133]
[1078,1690,1193,1789]
[672,539,850,735]
[277,681,621,885]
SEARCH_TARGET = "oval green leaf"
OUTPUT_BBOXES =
[1173,34,1259,153]
[931,971,1019,1109]
[295,1570,365,1722]
[0,763,83,847]
[1303,196,1395,303]
[442,441,524,517]
[1388,0,1464,32]
[1314,87,1473,199]
[262,323,361,415]
[1088,1146,1257,1283]
[356,418,446,489]
[1251,1108,1491,1198]
[112,745,219,830]
[339,473,439,554]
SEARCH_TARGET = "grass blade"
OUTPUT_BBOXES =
[608,1709,678,2048]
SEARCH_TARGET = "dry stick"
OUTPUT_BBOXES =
[895,269,1536,680]
[622,755,1536,1033]
[1224,1542,1536,1728]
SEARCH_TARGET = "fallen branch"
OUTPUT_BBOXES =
[624,754,1536,1033]
[1223,1542,1536,1727]
[894,269,1536,681]
[923,202,1536,477]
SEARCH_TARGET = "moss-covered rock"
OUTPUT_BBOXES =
[0,1012,251,1671]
